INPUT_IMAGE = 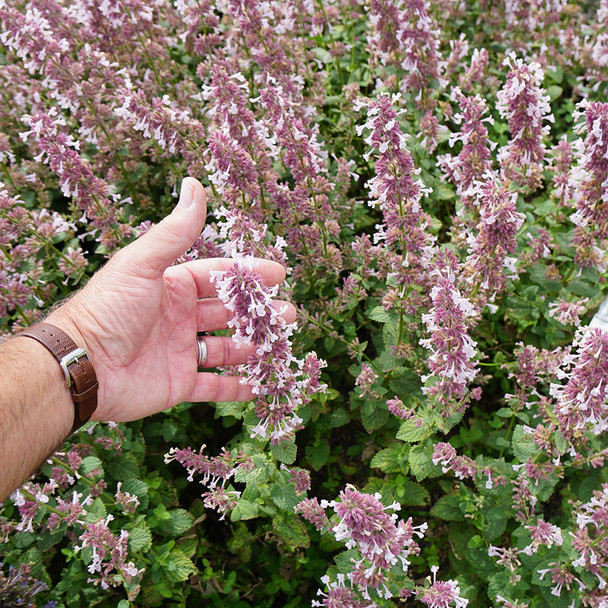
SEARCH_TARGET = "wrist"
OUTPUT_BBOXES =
[17,318,99,433]
[45,305,88,357]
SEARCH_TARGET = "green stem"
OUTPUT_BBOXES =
[0,164,15,188]
[498,415,516,459]
[51,456,116,504]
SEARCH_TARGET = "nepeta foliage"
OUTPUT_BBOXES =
[2,1,608,607]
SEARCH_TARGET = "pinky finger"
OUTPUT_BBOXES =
[188,373,255,403]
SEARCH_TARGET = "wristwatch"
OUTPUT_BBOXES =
[14,323,98,434]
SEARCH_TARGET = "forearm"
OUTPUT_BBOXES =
[0,336,73,502]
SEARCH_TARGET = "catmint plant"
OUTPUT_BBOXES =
[2,1,608,606]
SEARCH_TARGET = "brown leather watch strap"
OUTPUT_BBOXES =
[14,323,98,434]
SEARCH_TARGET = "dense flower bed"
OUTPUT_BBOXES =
[2,1,608,607]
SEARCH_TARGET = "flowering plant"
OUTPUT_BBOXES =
[2,1,608,607]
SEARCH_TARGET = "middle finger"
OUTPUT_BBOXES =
[196,298,296,331]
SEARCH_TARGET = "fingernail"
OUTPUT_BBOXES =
[177,179,195,209]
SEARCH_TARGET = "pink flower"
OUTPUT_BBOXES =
[549,327,608,444]
[355,363,380,399]
[356,92,434,288]
[294,497,330,531]
[165,445,255,520]
[439,88,496,208]
[209,209,325,444]
[488,545,522,575]
[75,515,143,591]
[549,137,575,204]
[20,109,131,250]
[312,573,372,608]
[537,564,587,599]
[569,100,608,271]
[571,484,608,595]
[496,54,554,192]
[522,518,563,555]
[495,596,529,608]
[164,445,234,485]
[465,177,525,295]
[281,465,311,495]
[329,485,426,594]
[368,0,446,101]
[548,298,589,326]
[417,566,468,608]
[420,256,478,412]
[432,443,476,480]
[387,396,416,420]
[459,48,489,91]
[418,109,447,153]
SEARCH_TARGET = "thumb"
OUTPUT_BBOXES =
[130,177,207,277]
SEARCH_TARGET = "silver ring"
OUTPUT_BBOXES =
[196,336,208,367]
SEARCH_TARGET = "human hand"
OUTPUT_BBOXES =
[47,178,295,422]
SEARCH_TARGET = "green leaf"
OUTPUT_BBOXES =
[361,399,389,431]
[547,85,563,101]
[305,440,329,471]
[370,445,408,474]
[396,418,432,443]
[334,549,359,574]
[483,506,508,541]
[369,306,392,323]
[547,66,563,83]
[128,523,152,552]
[161,419,181,441]
[109,453,140,480]
[512,425,540,461]
[177,537,198,559]
[234,453,270,483]
[388,370,421,396]
[121,479,150,510]
[530,473,560,502]
[270,482,301,512]
[408,444,438,481]
[400,480,430,506]
[271,441,297,465]
[382,319,399,346]
[273,514,310,550]
[166,509,194,536]
[324,408,350,429]
[569,278,597,299]
[215,401,245,419]
[430,495,464,521]
[435,183,454,200]
[231,500,260,521]
[19,547,45,579]
[377,348,398,372]
[163,550,196,583]
[84,497,107,524]
[80,456,103,476]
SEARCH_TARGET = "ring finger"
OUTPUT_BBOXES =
[196,335,255,368]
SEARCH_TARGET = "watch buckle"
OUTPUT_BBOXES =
[59,348,89,387]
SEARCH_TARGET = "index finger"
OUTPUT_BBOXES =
[166,257,287,298]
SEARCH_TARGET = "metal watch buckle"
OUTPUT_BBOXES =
[59,348,89,387]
